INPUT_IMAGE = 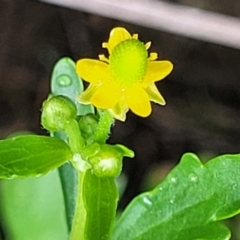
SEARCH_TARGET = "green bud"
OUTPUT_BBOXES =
[41,95,77,131]
[88,144,134,178]
[78,114,99,145]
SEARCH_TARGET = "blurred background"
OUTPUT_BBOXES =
[0,0,240,239]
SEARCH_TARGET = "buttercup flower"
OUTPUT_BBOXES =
[76,27,173,121]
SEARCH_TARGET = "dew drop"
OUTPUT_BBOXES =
[159,187,163,191]
[170,177,177,183]
[189,173,198,182]
[170,199,174,204]
[56,75,72,87]
[142,196,153,206]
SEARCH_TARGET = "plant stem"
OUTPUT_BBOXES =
[65,112,118,240]
[63,118,87,239]
[69,170,87,240]
[64,119,85,153]
[93,110,114,143]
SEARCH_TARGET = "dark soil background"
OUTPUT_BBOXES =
[1,0,240,239]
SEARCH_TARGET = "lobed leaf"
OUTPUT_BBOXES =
[112,153,240,240]
[0,135,72,179]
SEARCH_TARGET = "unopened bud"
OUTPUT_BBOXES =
[41,95,77,131]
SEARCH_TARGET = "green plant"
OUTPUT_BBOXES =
[0,27,240,240]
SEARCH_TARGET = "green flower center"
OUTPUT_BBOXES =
[109,39,148,87]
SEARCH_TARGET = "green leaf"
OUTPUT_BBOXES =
[50,57,95,231]
[113,153,240,240]
[0,135,72,179]
[0,170,68,240]
[83,170,118,240]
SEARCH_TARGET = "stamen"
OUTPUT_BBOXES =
[102,42,108,48]
[99,54,109,63]
[145,42,151,50]
[132,34,138,39]
[149,52,158,61]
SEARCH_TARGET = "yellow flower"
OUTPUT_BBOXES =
[76,27,173,121]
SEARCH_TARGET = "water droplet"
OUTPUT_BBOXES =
[170,199,174,204]
[170,177,177,183]
[191,176,198,182]
[56,75,72,87]
[142,196,152,206]
[159,187,163,191]
[189,173,198,182]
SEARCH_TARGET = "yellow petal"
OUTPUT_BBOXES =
[144,60,173,83]
[90,82,122,109]
[125,86,151,117]
[145,83,166,105]
[76,59,109,84]
[103,27,131,54]
[79,84,99,104]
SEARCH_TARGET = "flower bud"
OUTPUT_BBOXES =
[41,95,77,131]
[78,114,98,144]
[88,144,134,178]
